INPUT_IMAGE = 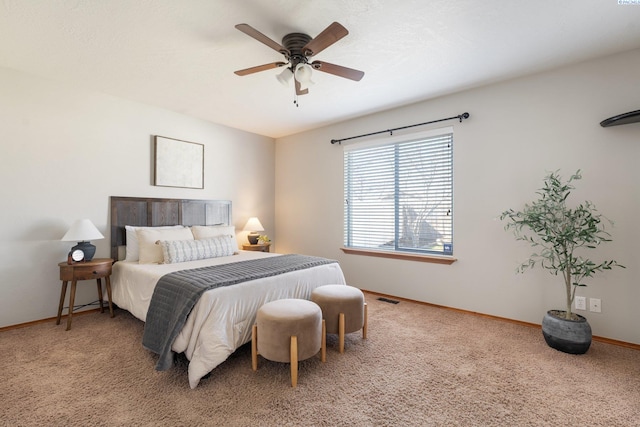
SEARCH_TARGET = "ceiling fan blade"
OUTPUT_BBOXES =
[295,80,309,96]
[311,61,364,81]
[302,22,349,56]
[234,62,287,76]
[235,24,290,56]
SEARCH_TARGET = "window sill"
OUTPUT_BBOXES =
[340,247,457,265]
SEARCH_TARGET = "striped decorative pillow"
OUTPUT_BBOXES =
[159,235,237,264]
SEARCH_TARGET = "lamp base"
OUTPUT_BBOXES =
[72,241,96,261]
[247,233,259,245]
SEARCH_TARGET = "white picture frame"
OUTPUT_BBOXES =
[154,135,204,189]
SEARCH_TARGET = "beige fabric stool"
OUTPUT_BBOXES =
[311,284,368,353]
[252,298,325,387]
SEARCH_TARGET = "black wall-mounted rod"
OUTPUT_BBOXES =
[330,112,470,145]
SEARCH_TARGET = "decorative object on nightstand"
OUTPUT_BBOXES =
[243,217,264,245]
[61,219,104,262]
[57,258,114,331]
[66,249,83,264]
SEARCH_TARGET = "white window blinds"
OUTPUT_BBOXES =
[344,128,453,255]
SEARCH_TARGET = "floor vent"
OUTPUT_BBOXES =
[377,297,400,304]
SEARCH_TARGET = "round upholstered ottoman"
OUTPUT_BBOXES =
[251,298,325,387]
[311,284,368,353]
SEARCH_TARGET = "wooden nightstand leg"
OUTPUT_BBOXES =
[56,281,68,325]
[105,275,114,318]
[96,278,104,313]
[66,280,77,331]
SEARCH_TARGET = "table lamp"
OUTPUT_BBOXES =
[243,217,264,245]
[61,219,104,261]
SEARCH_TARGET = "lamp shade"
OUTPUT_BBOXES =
[61,219,104,242]
[61,219,104,261]
[294,63,314,90]
[276,68,293,86]
[243,217,264,232]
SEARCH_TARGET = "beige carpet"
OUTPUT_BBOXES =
[2,295,639,426]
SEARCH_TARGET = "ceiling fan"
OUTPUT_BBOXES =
[234,22,365,96]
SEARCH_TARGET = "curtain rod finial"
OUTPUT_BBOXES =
[330,139,340,145]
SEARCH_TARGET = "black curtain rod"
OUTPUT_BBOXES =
[330,112,470,145]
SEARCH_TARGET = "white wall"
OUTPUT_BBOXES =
[275,49,640,344]
[0,67,275,328]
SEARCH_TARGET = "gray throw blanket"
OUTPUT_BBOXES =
[142,254,338,371]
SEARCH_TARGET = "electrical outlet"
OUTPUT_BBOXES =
[575,296,586,311]
[590,298,602,313]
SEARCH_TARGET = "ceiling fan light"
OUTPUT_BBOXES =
[294,63,314,89]
[276,68,293,86]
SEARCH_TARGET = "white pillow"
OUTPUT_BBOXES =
[124,225,184,262]
[137,227,194,264]
[191,225,239,253]
[160,235,237,264]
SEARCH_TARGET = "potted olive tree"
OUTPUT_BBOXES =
[500,170,623,354]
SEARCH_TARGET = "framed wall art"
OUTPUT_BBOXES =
[153,135,204,189]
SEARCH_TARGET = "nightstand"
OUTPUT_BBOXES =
[57,258,114,331]
[242,243,271,252]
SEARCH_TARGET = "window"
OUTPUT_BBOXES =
[343,127,453,256]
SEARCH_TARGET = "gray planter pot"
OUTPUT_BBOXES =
[541,310,592,354]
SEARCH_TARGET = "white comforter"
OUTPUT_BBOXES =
[110,251,346,388]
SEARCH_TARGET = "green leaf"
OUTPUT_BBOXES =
[500,169,623,306]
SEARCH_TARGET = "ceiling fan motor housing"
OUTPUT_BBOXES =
[282,33,312,67]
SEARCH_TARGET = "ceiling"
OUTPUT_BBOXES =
[1,1,639,139]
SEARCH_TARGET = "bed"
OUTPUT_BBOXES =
[109,196,346,388]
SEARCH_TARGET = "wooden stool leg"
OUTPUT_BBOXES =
[290,335,298,387]
[56,281,68,325]
[339,313,345,353]
[251,324,258,371]
[363,302,368,339]
[96,278,104,313]
[66,280,77,331]
[321,319,326,363]
[105,275,114,318]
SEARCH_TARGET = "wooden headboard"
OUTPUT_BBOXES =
[110,196,232,260]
